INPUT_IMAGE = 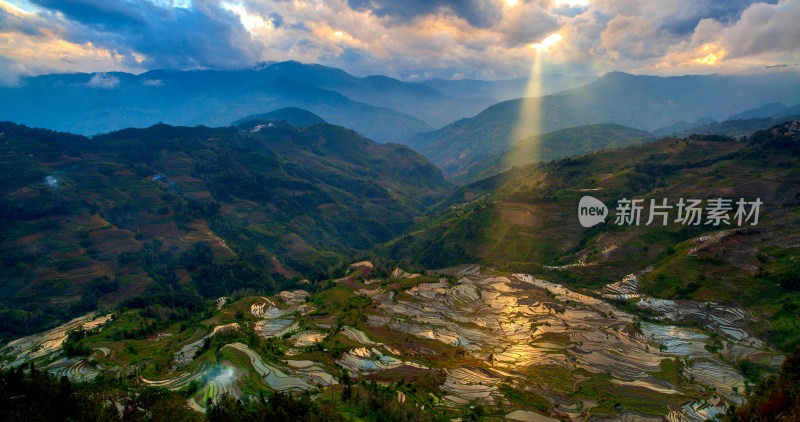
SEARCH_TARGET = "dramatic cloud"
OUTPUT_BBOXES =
[0,0,798,82]
[6,0,258,71]
[346,0,504,28]
[696,0,800,58]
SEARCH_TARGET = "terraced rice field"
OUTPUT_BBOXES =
[1,313,112,368]
[336,347,411,374]
[356,266,781,419]
[224,342,335,391]
[201,365,242,405]
[174,323,240,367]
[89,228,141,259]
[339,326,380,346]
[250,293,314,338]
[1,266,782,421]
[289,331,326,347]
[45,357,100,381]
[441,367,503,406]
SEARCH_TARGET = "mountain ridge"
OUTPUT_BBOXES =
[232,107,326,129]
[0,61,503,142]
[0,119,448,341]
[407,71,800,174]
[448,123,652,184]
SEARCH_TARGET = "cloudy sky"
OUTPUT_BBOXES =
[1,0,798,83]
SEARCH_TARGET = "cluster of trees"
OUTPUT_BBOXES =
[208,392,345,422]
[207,378,444,422]
[0,365,201,422]
[339,379,445,422]
[720,347,800,421]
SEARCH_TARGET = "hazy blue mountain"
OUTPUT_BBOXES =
[409,71,800,174]
[233,107,326,129]
[652,117,717,136]
[188,80,432,143]
[418,72,592,102]
[667,115,800,139]
[786,102,800,116]
[726,102,790,120]
[232,61,497,128]
[449,123,652,183]
[0,61,497,143]
[653,101,800,138]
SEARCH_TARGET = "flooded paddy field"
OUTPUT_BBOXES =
[0,265,783,420]
[355,265,782,420]
[0,313,112,368]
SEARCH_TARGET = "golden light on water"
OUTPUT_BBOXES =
[529,33,562,53]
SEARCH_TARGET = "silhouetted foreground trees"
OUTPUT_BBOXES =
[207,379,445,422]
[208,392,345,422]
[721,347,800,421]
[0,365,201,422]
[0,364,444,422]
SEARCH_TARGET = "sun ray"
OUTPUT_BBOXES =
[506,33,563,172]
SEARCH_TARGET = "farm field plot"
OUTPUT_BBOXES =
[2,264,781,420]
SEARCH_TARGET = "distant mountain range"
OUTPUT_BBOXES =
[652,102,800,138]
[408,71,800,175]
[0,61,500,143]
[726,101,800,120]
[3,62,800,192]
[417,71,592,102]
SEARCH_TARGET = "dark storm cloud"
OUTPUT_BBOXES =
[3,0,799,82]
[26,0,258,69]
[268,12,283,28]
[651,0,779,35]
[346,0,503,28]
[29,0,154,29]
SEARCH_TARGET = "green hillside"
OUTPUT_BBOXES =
[387,121,800,351]
[2,120,799,422]
[0,121,448,342]
[448,123,651,183]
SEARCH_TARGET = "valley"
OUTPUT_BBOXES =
[1,67,799,422]
[4,0,800,419]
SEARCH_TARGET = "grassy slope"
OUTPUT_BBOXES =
[448,123,652,183]
[0,121,448,342]
[385,122,800,350]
